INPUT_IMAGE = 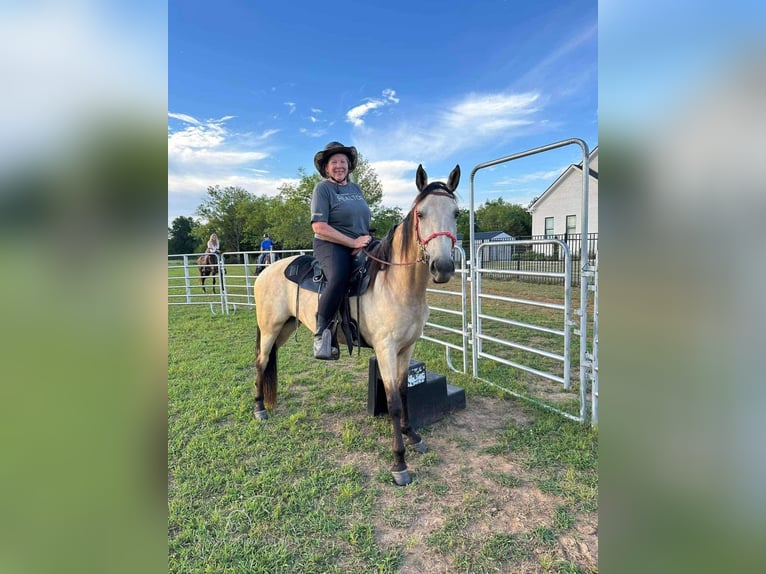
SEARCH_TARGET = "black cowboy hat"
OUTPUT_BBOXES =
[313,141,358,176]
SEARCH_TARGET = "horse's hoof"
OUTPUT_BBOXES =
[408,440,428,454]
[391,469,411,486]
[253,409,268,420]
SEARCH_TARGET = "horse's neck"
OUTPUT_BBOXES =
[386,226,430,301]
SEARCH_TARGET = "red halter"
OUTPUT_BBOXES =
[415,190,458,250]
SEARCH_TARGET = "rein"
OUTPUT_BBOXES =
[362,248,421,267]
[364,189,457,267]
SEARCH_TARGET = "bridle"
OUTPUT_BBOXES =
[364,188,457,267]
[415,190,458,250]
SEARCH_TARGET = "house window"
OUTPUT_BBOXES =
[544,217,554,238]
[566,215,576,238]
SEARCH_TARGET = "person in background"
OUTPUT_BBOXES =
[205,233,220,261]
[309,141,372,360]
[258,233,274,266]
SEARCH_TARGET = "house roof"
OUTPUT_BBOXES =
[457,231,513,241]
[527,146,598,212]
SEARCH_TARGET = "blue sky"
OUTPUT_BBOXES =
[168,0,597,224]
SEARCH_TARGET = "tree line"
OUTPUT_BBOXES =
[168,154,531,255]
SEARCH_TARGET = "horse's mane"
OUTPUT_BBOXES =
[366,182,456,289]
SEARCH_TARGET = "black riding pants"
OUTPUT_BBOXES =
[313,237,353,331]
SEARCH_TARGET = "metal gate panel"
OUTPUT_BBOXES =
[422,245,470,374]
[467,138,596,425]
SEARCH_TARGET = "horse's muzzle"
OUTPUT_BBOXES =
[429,258,455,283]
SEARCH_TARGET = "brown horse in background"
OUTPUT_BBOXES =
[197,252,221,293]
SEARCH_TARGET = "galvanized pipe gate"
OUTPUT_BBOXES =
[423,138,598,425]
[467,138,596,425]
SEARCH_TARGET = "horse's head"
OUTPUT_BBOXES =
[414,164,460,283]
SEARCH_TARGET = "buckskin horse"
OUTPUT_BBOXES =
[252,164,460,485]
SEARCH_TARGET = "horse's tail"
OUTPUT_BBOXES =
[256,326,278,409]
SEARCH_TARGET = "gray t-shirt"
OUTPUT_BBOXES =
[310,180,371,239]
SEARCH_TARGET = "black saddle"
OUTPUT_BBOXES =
[283,243,379,354]
[284,248,374,296]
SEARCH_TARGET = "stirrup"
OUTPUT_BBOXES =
[313,329,338,360]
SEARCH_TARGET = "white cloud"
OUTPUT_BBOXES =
[369,159,421,208]
[493,166,567,186]
[353,90,543,162]
[284,102,296,114]
[256,129,280,140]
[168,172,295,196]
[346,88,400,127]
[168,112,276,220]
[168,173,299,224]
[168,112,200,125]
[168,114,269,167]
[299,127,327,138]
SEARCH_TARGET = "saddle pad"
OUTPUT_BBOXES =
[283,255,323,293]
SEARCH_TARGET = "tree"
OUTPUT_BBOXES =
[352,154,383,211]
[243,195,279,249]
[271,169,320,249]
[195,185,256,253]
[456,208,471,241]
[268,194,314,249]
[276,168,320,207]
[475,198,531,237]
[168,216,199,254]
[370,206,404,237]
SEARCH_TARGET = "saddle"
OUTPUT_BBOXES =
[284,243,379,355]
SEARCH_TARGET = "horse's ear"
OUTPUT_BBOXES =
[447,165,461,192]
[416,164,427,193]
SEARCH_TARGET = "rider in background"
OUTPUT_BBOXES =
[205,233,220,262]
[258,233,274,266]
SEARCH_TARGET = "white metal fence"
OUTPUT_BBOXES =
[168,249,311,314]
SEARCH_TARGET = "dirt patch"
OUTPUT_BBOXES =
[326,394,598,573]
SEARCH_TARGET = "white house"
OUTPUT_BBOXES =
[527,147,598,240]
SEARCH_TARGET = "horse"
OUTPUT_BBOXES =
[197,251,221,293]
[252,164,460,485]
[255,250,276,276]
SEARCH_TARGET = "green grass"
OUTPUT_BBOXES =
[169,301,598,573]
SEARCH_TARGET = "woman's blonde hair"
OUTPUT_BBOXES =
[209,233,218,242]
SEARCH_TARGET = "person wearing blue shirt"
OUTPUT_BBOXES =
[258,233,274,266]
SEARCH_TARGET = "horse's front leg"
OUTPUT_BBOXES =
[377,350,410,486]
[397,345,427,454]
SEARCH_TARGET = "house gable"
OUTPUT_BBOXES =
[527,146,598,236]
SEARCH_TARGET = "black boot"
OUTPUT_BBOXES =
[314,315,339,360]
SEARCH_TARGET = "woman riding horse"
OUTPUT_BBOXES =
[253,162,460,485]
[309,142,373,359]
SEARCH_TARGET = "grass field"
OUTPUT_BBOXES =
[168,294,598,573]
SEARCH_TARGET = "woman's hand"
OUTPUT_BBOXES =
[352,235,372,249]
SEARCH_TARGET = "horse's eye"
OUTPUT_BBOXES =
[453,209,460,219]
[416,210,424,218]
